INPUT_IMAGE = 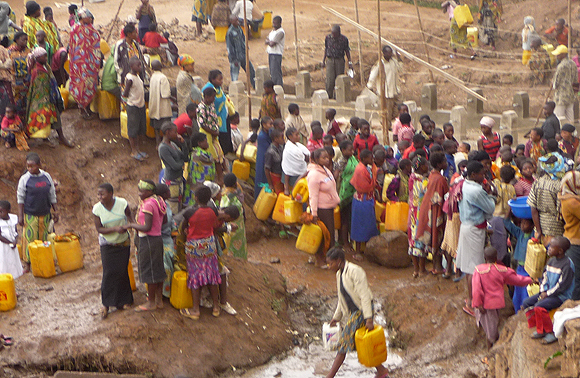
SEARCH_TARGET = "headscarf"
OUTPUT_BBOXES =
[126,15,138,24]
[560,170,580,201]
[178,54,194,69]
[523,16,536,40]
[412,155,427,172]
[77,7,93,20]
[538,152,566,180]
[30,46,47,59]
[479,116,495,129]
[138,180,156,191]
[25,1,40,16]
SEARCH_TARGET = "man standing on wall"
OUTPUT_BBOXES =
[322,25,352,99]
[265,15,285,87]
[552,45,579,125]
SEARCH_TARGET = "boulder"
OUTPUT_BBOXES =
[558,300,580,377]
[364,231,411,268]
[244,202,270,243]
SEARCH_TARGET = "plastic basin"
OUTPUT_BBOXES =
[508,196,532,219]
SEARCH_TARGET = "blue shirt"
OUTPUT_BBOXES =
[226,25,246,63]
[458,179,495,225]
[503,218,532,264]
[443,153,456,182]
[254,129,272,199]
[542,256,575,302]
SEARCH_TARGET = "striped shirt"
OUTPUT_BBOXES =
[527,175,564,236]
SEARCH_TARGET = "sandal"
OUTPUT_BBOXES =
[134,304,156,312]
[462,305,475,317]
[180,308,200,320]
[131,153,144,162]
[431,269,445,276]
[412,272,419,279]
[0,335,13,346]
[100,307,109,319]
[212,308,220,318]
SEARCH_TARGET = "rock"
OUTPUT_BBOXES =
[558,299,580,377]
[245,203,270,243]
[270,257,281,264]
[364,231,411,268]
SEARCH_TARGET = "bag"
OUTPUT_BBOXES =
[225,94,235,116]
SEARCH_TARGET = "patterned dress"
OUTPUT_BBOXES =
[197,101,224,163]
[220,186,247,259]
[26,62,58,139]
[528,48,552,85]
[184,147,216,206]
[407,172,428,257]
[259,92,281,120]
[69,23,101,108]
[8,45,30,119]
[416,171,449,256]
[0,46,14,117]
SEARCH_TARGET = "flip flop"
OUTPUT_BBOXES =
[131,153,144,162]
[542,333,558,344]
[180,308,200,320]
[138,152,149,159]
[134,304,156,312]
[462,305,475,317]
[431,270,445,275]
[0,335,13,346]
[212,308,221,318]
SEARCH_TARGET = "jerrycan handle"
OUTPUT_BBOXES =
[531,237,540,244]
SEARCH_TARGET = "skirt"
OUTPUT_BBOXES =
[456,224,486,275]
[100,242,133,308]
[335,310,364,354]
[512,265,529,313]
[23,213,51,263]
[441,213,461,258]
[185,236,222,290]
[476,308,500,344]
[350,196,379,243]
[137,235,166,284]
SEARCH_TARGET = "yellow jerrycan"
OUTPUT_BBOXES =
[296,223,322,254]
[54,236,83,273]
[128,259,137,291]
[236,144,257,163]
[170,271,193,309]
[97,89,121,120]
[385,202,409,232]
[334,207,341,230]
[0,273,17,311]
[59,85,69,109]
[272,193,293,224]
[375,201,386,223]
[253,187,277,221]
[232,160,250,181]
[29,240,56,278]
[525,238,547,279]
[214,26,228,42]
[355,325,388,367]
[292,178,309,203]
[284,200,303,224]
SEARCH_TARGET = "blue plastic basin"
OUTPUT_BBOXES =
[508,196,532,219]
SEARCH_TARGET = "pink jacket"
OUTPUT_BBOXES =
[472,263,532,310]
[306,163,340,216]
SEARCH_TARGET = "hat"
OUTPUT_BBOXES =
[562,123,576,133]
[203,181,221,198]
[30,46,47,59]
[77,7,93,20]
[479,116,496,129]
[552,45,568,56]
[178,54,195,69]
[126,15,138,23]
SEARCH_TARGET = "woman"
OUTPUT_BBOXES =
[449,6,475,59]
[22,1,57,49]
[478,1,497,50]
[522,16,537,65]
[176,54,202,115]
[307,148,340,267]
[17,152,58,269]
[456,161,495,316]
[125,180,167,312]
[192,0,216,38]
[559,170,580,300]
[325,246,389,378]
[477,116,501,161]
[184,133,215,206]
[8,32,30,120]
[253,117,273,200]
[0,43,14,118]
[69,8,101,119]
[158,122,187,214]
[25,47,58,140]
[156,184,175,298]
[202,69,232,155]
[407,155,429,278]
[92,183,133,318]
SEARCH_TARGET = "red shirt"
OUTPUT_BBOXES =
[402,145,428,160]
[1,115,22,130]
[353,134,379,159]
[327,119,342,136]
[184,206,217,240]
[174,113,193,135]
[142,31,167,48]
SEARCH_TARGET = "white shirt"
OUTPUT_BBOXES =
[126,73,145,108]
[282,140,310,176]
[148,71,172,120]
[267,28,285,56]
[367,57,402,98]
[232,0,253,20]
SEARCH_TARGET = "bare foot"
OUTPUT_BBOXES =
[352,253,363,262]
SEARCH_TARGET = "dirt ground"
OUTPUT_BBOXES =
[2,0,578,377]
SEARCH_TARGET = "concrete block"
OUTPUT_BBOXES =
[403,100,417,128]
[421,83,437,112]
[467,87,484,115]
[255,65,270,96]
[295,71,311,99]
[450,105,468,140]
[192,76,203,89]
[228,81,247,117]
[512,92,529,119]
[312,89,329,123]
[334,75,351,103]
[274,85,285,119]
[355,94,373,120]
[501,110,519,145]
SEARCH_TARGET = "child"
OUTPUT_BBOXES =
[228,112,243,152]
[326,108,341,136]
[397,113,414,144]
[431,128,445,148]
[524,127,547,163]
[285,103,308,145]
[504,213,535,312]
[0,201,23,278]
[373,148,387,201]
[492,146,520,180]
[143,23,169,66]
[523,236,575,345]
[282,127,310,195]
[174,103,198,136]
[136,0,156,42]
[417,152,450,276]
[254,117,273,200]
[345,116,359,142]
[264,128,285,194]
[402,134,427,160]
[385,158,411,202]
[353,120,379,159]
[68,4,78,27]
[384,146,398,173]
[149,60,172,145]
[349,149,379,260]
[503,134,514,151]
[514,159,535,197]
[559,123,578,158]
[307,123,324,153]
[392,103,412,143]
[454,142,470,169]
[273,118,285,132]
[198,86,225,183]
[443,122,458,146]
[324,146,335,171]
[163,31,179,66]
[491,165,516,266]
[418,117,434,149]
[478,116,501,160]
[122,57,148,161]
[220,173,247,260]
[336,141,357,255]
[395,140,410,161]
[155,184,176,298]
[1,104,29,151]
[334,133,346,162]
[472,247,533,348]
[443,139,457,182]
[322,134,334,149]
[441,161,466,279]
[541,101,560,140]
[184,133,216,206]
[259,80,281,120]
[408,155,430,277]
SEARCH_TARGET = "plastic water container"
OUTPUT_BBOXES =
[55,238,83,273]
[253,187,277,220]
[214,26,228,42]
[322,322,340,350]
[453,4,473,28]
[262,11,272,29]
[250,26,262,39]
[100,38,111,56]
[0,273,16,311]
[334,207,341,230]
[128,259,136,291]
[379,223,386,233]
[508,196,532,219]
[355,325,388,368]
[292,178,309,203]
[542,44,557,65]
[272,193,293,224]
[296,223,322,254]
[120,109,152,139]
[232,160,250,181]
[59,85,69,109]
[170,271,193,309]
[236,144,257,163]
[375,201,385,223]
[29,241,56,278]
[525,238,547,279]
[384,202,409,232]
[467,26,479,47]
[98,89,121,120]
[284,200,303,224]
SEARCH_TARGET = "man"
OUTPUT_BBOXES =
[367,45,403,144]
[544,18,568,47]
[552,45,579,125]
[265,15,285,87]
[322,25,352,99]
[114,23,147,86]
[226,15,255,89]
[541,101,560,140]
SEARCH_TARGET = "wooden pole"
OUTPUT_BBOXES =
[292,0,300,72]
[413,0,434,82]
[377,0,389,145]
[322,6,487,102]
[569,0,573,51]
[354,0,364,86]
[105,0,125,43]
[243,0,251,119]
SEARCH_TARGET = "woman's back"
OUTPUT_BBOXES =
[185,206,217,240]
